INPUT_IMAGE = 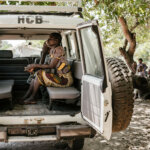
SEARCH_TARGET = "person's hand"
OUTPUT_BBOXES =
[24,67,34,73]
[24,64,37,73]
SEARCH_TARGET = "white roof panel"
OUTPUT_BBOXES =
[0,0,82,13]
[0,15,84,29]
[0,5,80,13]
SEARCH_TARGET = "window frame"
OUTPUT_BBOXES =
[80,27,104,78]
[77,21,107,92]
[65,31,80,60]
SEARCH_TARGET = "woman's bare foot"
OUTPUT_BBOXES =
[23,96,37,105]
[18,95,29,104]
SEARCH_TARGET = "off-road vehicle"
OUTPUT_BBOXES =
[0,0,134,149]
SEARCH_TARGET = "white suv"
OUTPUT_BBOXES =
[0,1,134,149]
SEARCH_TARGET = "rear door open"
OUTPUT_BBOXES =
[77,20,112,140]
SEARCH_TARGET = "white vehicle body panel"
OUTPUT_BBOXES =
[0,113,86,125]
[0,0,82,13]
[0,15,84,29]
[0,6,79,13]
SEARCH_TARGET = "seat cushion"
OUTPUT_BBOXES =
[0,80,14,99]
[47,87,80,99]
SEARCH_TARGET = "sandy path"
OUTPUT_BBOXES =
[83,99,150,150]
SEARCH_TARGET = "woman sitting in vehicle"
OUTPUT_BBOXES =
[21,33,73,104]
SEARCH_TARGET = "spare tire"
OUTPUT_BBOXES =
[106,57,134,132]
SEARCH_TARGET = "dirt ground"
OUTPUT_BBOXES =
[0,99,150,150]
[83,99,150,150]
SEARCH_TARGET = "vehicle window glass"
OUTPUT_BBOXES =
[66,34,76,59]
[0,40,44,57]
[80,27,104,77]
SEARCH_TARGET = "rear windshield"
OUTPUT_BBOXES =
[0,40,45,57]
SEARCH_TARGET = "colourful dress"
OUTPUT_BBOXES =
[36,46,73,87]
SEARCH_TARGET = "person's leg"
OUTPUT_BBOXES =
[31,77,41,98]
[21,79,34,100]
[24,77,41,104]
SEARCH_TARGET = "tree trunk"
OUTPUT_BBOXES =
[94,0,99,5]
[118,17,139,74]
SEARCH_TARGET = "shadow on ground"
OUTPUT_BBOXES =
[0,141,70,150]
[83,99,150,150]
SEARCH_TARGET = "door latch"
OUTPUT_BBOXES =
[105,111,110,122]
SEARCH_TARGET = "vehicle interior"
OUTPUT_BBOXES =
[0,28,82,116]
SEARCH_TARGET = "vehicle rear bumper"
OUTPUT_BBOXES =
[7,135,57,142]
[0,125,95,143]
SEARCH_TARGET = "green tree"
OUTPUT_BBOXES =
[26,40,45,49]
[82,0,150,73]
[135,42,150,66]
[0,41,13,50]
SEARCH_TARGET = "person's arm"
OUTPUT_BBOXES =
[25,58,59,72]
[40,41,49,64]
[144,64,148,70]
[25,46,64,72]
[36,58,58,69]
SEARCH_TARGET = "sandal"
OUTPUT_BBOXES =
[23,100,37,105]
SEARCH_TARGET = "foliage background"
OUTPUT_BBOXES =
[82,0,150,66]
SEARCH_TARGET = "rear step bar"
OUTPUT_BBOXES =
[8,135,57,142]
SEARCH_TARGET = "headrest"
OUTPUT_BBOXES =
[34,57,40,64]
[0,50,13,58]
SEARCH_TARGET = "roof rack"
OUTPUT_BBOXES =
[0,0,82,13]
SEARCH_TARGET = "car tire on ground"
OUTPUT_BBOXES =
[106,57,134,132]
